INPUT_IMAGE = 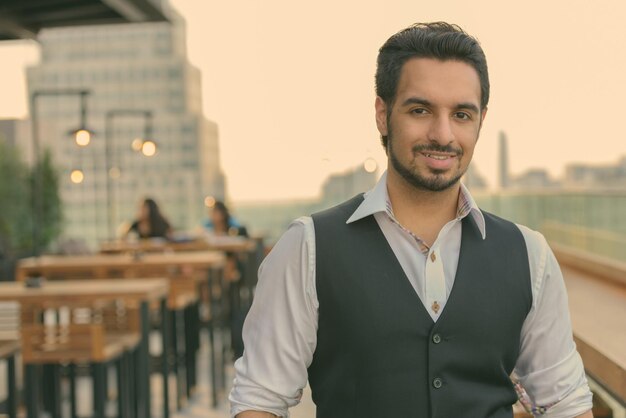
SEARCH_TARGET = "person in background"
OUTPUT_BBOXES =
[204,200,248,238]
[203,200,249,281]
[125,197,173,240]
[204,200,250,358]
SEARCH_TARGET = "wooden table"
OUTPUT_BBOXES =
[16,251,226,281]
[99,236,256,255]
[0,279,169,418]
[15,250,229,408]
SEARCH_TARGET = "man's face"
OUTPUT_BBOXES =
[375,58,486,192]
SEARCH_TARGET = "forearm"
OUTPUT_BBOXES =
[236,411,278,418]
[575,411,593,418]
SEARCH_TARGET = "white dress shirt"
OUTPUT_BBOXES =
[230,172,593,418]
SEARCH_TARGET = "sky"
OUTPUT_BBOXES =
[1,0,625,202]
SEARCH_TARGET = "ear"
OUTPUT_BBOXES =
[375,96,389,137]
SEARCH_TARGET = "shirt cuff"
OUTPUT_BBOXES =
[541,384,593,418]
[516,348,593,417]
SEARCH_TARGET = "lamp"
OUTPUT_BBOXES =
[30,89,92,256]
[104,109,155,239]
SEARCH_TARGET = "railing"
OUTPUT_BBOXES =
[554,245,626,414]
[474,190,626,263]
[543,221,626,263]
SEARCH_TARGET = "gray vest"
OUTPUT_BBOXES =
[308,195,532,418]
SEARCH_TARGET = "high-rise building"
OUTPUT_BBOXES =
[463,163,488,191]
[320,164,378,206]
[25,10,224,247]
[0,119,30,152]
[563,156,626,189]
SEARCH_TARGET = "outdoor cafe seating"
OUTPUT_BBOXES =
[0,233,263,417]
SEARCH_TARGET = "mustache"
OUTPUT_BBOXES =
[412,143,463,156]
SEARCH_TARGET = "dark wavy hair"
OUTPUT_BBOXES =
[375,22,490,149]
[212,201,231,229]
[143,198,170,237]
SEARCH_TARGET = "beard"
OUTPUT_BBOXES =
[387,129,467,192]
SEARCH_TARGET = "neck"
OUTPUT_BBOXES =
[386,167,461,246]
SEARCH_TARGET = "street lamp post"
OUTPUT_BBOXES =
[104,110,155,239]
[30,89,92,257]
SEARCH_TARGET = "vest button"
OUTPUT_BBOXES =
[433,378,443,389]
[432,334,442,344]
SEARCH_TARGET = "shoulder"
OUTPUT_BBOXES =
[312,194,364,224]
[266,216,315,261]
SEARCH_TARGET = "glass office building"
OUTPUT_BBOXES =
[26,11,224,247]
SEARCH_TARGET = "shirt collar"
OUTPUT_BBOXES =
[346,170,486,240]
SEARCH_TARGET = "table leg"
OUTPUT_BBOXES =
[185,304,197,397]
[25,364,40,418]
[93,362,106,418]
[160,298,170,418]
[7,354,17,418]
[139,301,151,418]
[69,364,77,418]
[207,267,218,407]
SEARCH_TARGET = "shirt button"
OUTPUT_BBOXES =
[433,378,443,389]
[432,334,442,344]
[430,252,436,262]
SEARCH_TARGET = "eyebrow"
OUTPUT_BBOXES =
[401,97,480,114]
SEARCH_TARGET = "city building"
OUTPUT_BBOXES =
[237,162,379,244]
[0,119,30,153]
[508,169,558,190]
[25,10,224,246]
[563,156,626,189]
[320,163,378,206]
[462,163,488,192]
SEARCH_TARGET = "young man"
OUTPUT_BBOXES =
[230,22,594,418]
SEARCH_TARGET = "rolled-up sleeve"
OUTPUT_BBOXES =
[514,227,593,417]
[229,217,318,418]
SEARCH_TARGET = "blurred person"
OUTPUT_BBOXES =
[204,200,248,238]
[230,23,593,418]
[203,200,248,282]
[124,197,172,240]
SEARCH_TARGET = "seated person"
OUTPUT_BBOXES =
[124,198,173,240]
[203,200,248,238]
[203,200,248,282]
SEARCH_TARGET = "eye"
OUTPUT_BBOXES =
[454,111,472,120]
[411,108,429,115]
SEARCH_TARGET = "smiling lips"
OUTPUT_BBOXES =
[419,151,458,170]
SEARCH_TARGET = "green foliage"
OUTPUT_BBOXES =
[0,141,32,257]
[33,148,63,249]
[0,142,63,258]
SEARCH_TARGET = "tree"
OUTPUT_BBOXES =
[0,142,63,280]
[33,148,63,250]
[0,141,31,279]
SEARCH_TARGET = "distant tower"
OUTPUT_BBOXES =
[499,131,510,189]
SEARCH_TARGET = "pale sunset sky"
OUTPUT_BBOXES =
[1,0,625,202]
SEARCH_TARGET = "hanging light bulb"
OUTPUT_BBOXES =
[131,138,143,151]
[70,169,84,184]
[141,140,157,157]
[74,129,91,147]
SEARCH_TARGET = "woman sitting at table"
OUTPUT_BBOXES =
[125,198,173,240]
[203,200,248,238]
[203,200,248,281]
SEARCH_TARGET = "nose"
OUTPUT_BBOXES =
[427,115,455,146]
